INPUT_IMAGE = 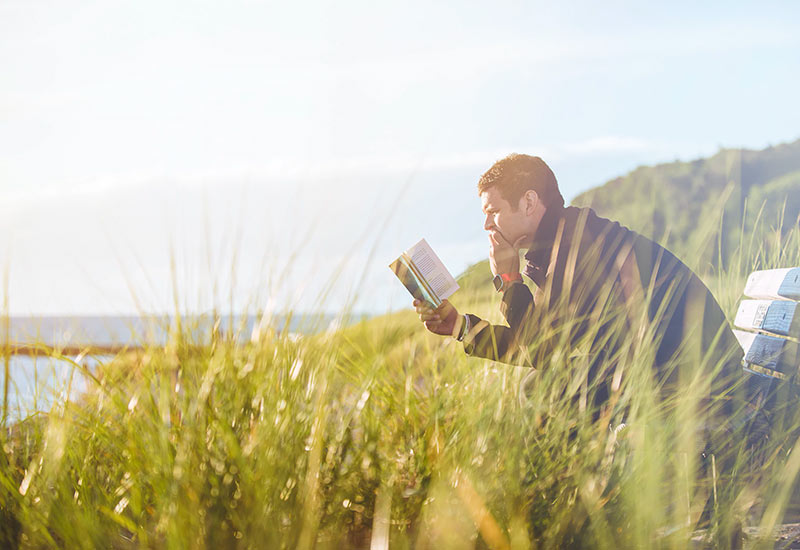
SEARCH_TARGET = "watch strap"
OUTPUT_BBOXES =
[494,272,522,292]
[456,314,470,341]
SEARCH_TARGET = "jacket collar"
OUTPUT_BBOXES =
[523,205,565,286]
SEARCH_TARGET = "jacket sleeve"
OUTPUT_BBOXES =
[462,282,535,365]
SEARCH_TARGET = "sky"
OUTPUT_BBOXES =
[2,0,800,315]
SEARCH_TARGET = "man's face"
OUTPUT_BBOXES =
[480,187,531,245]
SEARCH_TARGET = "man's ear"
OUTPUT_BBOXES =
[522,190,540,216]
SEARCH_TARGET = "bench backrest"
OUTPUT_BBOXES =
[733,267,800,382]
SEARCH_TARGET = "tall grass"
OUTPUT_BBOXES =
[1,209,799,549]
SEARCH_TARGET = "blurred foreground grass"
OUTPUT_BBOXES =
[2,216,800,549]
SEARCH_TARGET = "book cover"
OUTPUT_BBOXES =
[389,239,459,308]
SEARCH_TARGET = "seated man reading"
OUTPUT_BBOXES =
[414,154,755,456]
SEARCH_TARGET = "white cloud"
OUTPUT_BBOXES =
[279,19,800,89]
[0,134,671,205]
[558,136,654,156]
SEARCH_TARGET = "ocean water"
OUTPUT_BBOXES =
[0,313,351,421]
[1,354,103,421]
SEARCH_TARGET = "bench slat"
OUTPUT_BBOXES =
[733,329,800,377]
[744,267,800,300]
[735,300,800,338]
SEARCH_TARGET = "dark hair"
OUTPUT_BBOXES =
[477,154,564,210]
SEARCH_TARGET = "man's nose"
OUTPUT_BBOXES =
[483,214,493,231]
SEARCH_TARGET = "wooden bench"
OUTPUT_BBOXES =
[733,268,800,431]
[732,268,800,527]
[734,268,800,381]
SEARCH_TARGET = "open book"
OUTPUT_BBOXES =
[389,238,459,308]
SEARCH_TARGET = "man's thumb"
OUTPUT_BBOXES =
[513,235,527,249]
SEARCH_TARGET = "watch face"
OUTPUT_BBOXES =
[493,274,503,292]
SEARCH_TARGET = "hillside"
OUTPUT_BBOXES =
[571,138,800,269]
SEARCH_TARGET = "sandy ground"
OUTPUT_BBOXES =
[690,523,800,549]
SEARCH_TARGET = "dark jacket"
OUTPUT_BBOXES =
[462,205,745,416]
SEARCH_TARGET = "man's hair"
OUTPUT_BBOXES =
[477,154,564,210]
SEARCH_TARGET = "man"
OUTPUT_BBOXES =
[414,154,752,436]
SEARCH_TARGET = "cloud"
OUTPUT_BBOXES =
[557,136,654,157]
[287,19,800,88]
[0,134,670,206]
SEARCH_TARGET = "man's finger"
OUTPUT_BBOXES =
[417,305,438,318]
[435,299,451,314]
[419,310,440,322]
[490,231,513,248]
[424,320,443,332]
[498,233,513,248]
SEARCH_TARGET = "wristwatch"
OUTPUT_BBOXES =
[493,272,522,293]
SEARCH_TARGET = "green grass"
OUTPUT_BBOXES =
[2,217,800,549]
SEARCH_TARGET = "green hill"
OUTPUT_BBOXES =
[571,138,800,270]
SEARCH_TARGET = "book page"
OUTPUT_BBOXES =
[407,239,459,301]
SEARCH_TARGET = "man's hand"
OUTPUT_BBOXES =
[413,299,461,337]
[489,232,527,276]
